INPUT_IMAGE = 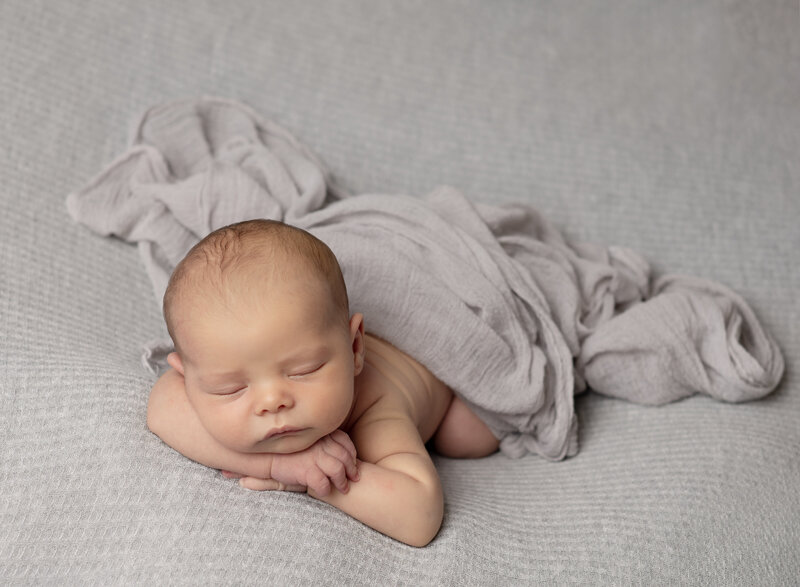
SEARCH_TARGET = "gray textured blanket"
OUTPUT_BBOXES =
[66,97,784,460]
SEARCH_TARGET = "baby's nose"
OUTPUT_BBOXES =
[253,383,294,414]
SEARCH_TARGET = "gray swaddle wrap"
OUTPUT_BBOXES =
[66,97,784,460]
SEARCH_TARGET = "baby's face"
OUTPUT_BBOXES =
[170,276,363,455]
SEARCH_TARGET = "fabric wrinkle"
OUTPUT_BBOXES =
[66,97,785,460]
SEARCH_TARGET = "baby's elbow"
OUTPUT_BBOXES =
[404,481,444,548]
[146,368,184,438]
[146,378,171,437]
[405,519,441,548]
[146,390,164,437]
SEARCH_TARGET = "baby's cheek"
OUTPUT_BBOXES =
[327,382,356,430]
[199,403,247,449]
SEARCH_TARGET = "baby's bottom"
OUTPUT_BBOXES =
[432,395,499,459]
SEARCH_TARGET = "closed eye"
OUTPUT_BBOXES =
[212,385,246,396]
[289,363,325,379]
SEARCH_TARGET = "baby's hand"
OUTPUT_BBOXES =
[220,471,306,492]
[271,430,360,496]
[225,430,360,496]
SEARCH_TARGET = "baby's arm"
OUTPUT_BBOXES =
[149,370,442,546]
[146,369,357,495]
[313,406,444,547]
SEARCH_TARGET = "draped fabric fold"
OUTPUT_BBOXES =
[67,97,784,460]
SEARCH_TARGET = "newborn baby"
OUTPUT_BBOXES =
[146,219,499,547]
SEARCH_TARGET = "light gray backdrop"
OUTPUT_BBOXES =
[1,1,798,584]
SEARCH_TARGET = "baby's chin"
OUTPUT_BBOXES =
[246,430,323,454]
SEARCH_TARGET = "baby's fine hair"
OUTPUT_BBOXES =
[163,219,350,347]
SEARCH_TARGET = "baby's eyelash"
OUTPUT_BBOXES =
[215,386,246,395]
[290,363,325,378]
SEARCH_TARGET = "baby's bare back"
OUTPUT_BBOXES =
[356,333,500,459]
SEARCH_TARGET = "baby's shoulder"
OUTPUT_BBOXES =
[348,334,452,443]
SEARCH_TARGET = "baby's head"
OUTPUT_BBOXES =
[163,219,365,454]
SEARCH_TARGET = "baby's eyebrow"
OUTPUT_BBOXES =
[280,345,330,366]
[198,370,242,384]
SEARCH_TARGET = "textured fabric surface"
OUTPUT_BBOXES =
[67,97,783,462]
[2,0,798,584]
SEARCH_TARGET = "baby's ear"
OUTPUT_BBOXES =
[349,313,365,375]
[167,352,185,376]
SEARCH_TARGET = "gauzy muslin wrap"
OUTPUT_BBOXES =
[66,97,785,460]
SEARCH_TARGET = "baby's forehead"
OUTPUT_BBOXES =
[180,251,331,306]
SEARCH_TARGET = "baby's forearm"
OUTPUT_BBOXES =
[147,370,274,478]
[310,453,444,547]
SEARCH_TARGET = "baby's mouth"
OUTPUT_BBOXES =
[263,426,304,441]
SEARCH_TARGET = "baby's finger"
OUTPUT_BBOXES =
[317,452,350,494]
[238,477,306,492]
[221,470,244,479]
[306,469,332,497]
[238,477,282,491]
[323,435,359,482]
[330,429,358,461]
[278,483,307,492]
